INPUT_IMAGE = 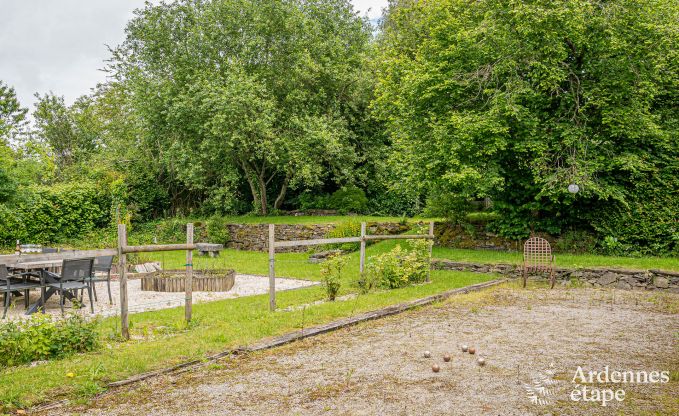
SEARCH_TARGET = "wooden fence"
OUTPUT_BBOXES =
[1,220,436,337]
[0,224,196,340]
[267,221,434,311]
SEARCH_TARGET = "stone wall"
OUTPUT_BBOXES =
[432,259,679,292]
[226,222,411,252]
[433,222,529,251]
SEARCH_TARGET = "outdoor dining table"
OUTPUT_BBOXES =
[12,259,76,314]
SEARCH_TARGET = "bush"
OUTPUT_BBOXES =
[325,220,362,252]
[555,230,597,254]
[206,216,230,245]
[328,186,368,214]
[0,313,99,367]
[320,253,346,301]
[364,239,430,289]
[0,182,110,246]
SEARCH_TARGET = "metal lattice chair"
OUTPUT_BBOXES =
[45,258,94,315]
[522,237,555,288]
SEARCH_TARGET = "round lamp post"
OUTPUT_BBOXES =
[568,184,580,194]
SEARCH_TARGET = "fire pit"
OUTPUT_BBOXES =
[141,269,235,292]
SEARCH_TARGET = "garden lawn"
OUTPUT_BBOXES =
[0,270,493,411]
[433,247,679,272]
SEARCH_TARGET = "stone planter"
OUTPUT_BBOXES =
[141,269,235,292]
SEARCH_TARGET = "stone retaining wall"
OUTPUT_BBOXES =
[226,222,410,252]
[432,259,679,292]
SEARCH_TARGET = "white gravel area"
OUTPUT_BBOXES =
[4,275,318,319]
[54,286,679,416]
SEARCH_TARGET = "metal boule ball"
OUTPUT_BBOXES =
[432,364,440,373]
[443,354,451,362]
[423,350,431,358]
[468,347,476,355]
[477,357,486,366]
[461,345,468,352]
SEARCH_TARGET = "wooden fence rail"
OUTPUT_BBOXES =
[267,221,435,311]
[1,224,198,340]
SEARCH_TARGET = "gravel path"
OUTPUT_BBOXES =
[51,286,679,415]
[5,275,318,319]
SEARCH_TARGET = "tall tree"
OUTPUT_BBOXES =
[0,80,27,143]
[111,0,373,214]
[374,0,679,250]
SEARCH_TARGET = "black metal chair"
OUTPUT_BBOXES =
[1,265,42,319]
[86,256,114,304]
[45,258,94,315]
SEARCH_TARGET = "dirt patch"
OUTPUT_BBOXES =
[50,284,679,415]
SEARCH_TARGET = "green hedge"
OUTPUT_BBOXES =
[0,182,110,245]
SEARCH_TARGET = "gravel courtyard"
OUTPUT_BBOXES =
[52,284,679,415]
[5,274,318,319]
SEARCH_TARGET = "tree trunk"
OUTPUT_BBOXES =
[258,174,268,215]
[274,173,290,210]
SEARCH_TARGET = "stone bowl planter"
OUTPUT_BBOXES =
[141,269,235,292]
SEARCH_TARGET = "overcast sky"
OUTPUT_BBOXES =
[0,0,387,110]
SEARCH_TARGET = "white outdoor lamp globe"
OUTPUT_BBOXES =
[568,184,580,194]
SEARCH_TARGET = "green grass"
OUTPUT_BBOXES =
[432,247,679,272]
[0,239,490,411]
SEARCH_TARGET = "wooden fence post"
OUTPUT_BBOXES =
[427,221,434,282]
[359,222,367,274]
[185,223,194,322]
[268,224,276,311]
[117,223,129,340]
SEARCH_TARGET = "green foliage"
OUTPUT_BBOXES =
[374,0,679,254]
[328,186,368,214]
[554,230,597,254]
[0,80,27,142]
[0,182,109,245]
[206,216,230,245]
[364,239,431,289]
[325,220,362,252]
[112,0,374,215]
[320,254,346,301]
[0,313,99,367]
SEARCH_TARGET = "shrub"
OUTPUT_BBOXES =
[555,230,597,254]
[320,254,346,301]
[0,182,110,246]
[328,186,368,214]
[364,239,431,289]
[325,220,362,252]
[206,216,230,245]
[0,313,99,367]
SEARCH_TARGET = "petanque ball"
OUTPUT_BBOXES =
[432,364,440,373]
[468,347,476,355]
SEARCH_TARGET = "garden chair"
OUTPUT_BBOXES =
[45,258,94,315]
[85,256,114,304]
[522,237,555,289]
[1,265,43,319]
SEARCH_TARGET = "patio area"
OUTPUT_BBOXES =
[2,274,319,319]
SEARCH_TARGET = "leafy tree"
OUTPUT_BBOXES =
[33,93,99,170]
[0,80,27,143]
[111,0,374,214]
[374,0,679,251]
